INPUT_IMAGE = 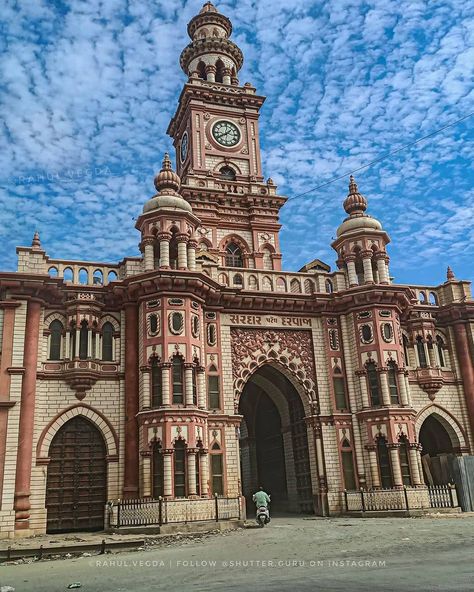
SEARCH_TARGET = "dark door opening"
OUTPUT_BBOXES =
[419,415,456,485]
[46,416,107,533]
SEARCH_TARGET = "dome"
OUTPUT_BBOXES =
[336,215,382,237]
[143,153,192,214]
[336,176,383,237]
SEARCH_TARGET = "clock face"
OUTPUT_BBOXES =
[212,120,241,147]
[180,131,188,162]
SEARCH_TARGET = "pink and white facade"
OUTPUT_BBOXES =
[1,2,474,537]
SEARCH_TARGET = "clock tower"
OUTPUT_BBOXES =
[167,1,286,271]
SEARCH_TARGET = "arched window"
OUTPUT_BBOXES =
[341,438,356,490]
[210,443,224,495]
[398,435,411,486]
[79,268,88,285]
[377,436,393,488]
[276,277,286,292]
[197,61,206,80]
[169,231,179,270]
[403,334,410,366]
[233,273,243,287]
[152,441,164,498]
[333,368,347,410]
[304,279,314,294]
[436,335,446,367]
[387,361,399,404]
[174,439,187,497]
[208,371,220,409]
[225,242,243,267]
[48,267,58,277]
[151,357,162,407]
[219,166,236,180]
[262,249,272,270]
[107,270,118,283]
[93,270,103,285]
[290,279,301,294]
[172,356,184,404]
[49,320,63,360]
[416,336,427,368]
[419,291,427,304]
[366,361,381,406]
[429,292,438,305]
[63,267,73,282]
[102,322,114,361]
[215,59,225,83]
[79,320,88,360]
[325,279,333,293]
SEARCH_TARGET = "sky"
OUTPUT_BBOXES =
[1,0,473,286]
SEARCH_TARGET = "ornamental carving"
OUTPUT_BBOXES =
[230,328,317,405]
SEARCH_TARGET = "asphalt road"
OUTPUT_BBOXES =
[2,515,474,592]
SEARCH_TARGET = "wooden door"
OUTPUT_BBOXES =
[46,416,107,533]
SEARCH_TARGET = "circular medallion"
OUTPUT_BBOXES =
[212,120,241,147]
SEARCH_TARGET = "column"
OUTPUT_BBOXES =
[361,251,374,284]
[200,451,210,497]
[95,331,100,360]
[428,343,437,367]
[65,328,71,359]
[142,238,154,272]
[187,240,197,272]
[379,370,391,406]
[367,446,381,488]
[184,364,194,406]
[376,255,390,284]
[187,451,197,496]
[397,369,409,406]
[74,326,80,358]
[158,232,171,269]
[163,451,173,498]
[197,367,206,409]
[205,64,216,82]
[388,444,403,488]
[452,322,474,439]
[345,255,358,287]
[357,372,370,408]
[87,328,93,358]
[161,363,171,406]
[408,444,423,486]
[141,366,151,409]
[177,234,188,270]
[222,67,232,84]
[14,299,42,529]
[123,303,139,498]
[312,421,328,516]
[141,454,152,498]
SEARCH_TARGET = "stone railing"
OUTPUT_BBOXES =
[46,260,121,286]
[343,484,458,512]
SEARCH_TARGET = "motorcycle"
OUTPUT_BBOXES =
[256,505,270,527]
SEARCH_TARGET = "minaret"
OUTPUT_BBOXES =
[332,176,391,287]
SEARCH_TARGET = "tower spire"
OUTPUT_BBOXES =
[343,175,368,216]
[31,231,41,250]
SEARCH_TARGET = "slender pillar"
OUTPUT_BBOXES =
[87,328,93,358]
[205,64,216,82]
[453,322,474,440]
[142,238,155,272]
[141,454,152,498]
[222,67,232,85]
[408,445,423,486]
[361,251,374,284]
[358,372,370,408]
[200,452,210,497]
[312,421,329,516]
[187,451,197,496]
[158,233,171,269]
[161,363,171,406]
[65,328,71,359]
[177,235,188,270]
[397,370,409,406]
[184,364,194,406]
[14,299,42,529]
[95,331,100,360]
[163,451,173,498]
[197,367,206,409]
[367,446,381,488]
[141,366,151,409]
[388,445,403,487]
[376,255,390,284]
[345,256,358,287]
[123,303,139,498]
[74,327,80,358]
[379,371,391,406]
[188,240,197,272]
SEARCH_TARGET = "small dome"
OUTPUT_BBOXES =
[143,154,192,214]
[343,176,367,215]
[336,215,382,237]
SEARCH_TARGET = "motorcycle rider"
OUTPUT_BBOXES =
[253,486,271,523]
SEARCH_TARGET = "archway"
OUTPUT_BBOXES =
[419,414,457,485]
[46,416,107,533]
[238,365,313,514]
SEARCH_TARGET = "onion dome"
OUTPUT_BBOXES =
[143,154,192,214]
[343,176,368,215]
[336,176,382,237]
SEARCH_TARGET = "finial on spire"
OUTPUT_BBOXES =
[154,153,181,193]
[343,175,367,215]
[447,266,455,281]
[200,1,218,13]
[31,231,41,250]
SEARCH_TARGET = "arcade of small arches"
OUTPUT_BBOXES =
[338,245,390,287]
[402,331,450,369]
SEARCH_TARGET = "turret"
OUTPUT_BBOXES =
[332,177,391,287]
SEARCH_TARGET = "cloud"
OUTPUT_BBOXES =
[0,0,473,286]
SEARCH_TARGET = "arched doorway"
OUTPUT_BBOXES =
[419,414,457,485]
[238,365,314,514]
[46,416,107,533]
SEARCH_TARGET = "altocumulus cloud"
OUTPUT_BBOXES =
[0,0,473,283]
